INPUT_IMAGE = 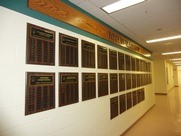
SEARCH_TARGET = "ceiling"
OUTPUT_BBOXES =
[69,0,181,61]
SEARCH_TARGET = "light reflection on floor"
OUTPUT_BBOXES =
[123,87,181,136]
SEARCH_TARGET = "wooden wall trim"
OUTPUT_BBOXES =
[28,0,151,56]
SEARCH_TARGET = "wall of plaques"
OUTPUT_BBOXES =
[25,23,152,117]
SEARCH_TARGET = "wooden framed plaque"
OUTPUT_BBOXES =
[110,73,118,94]
[132,74,137,88]
[110,96,119,119]
[126,92,132,110]
[26,23,55,65]
[118,52,125,70]
[131,57,136,71]
[59,33,78,67]
[119,73,126,92]
[136,58,140,71]
[25,72,55,115]
[132,91,137,106]
[126,74,132,90]
[125,54,131,71]
[59,73,79,106]
[82,73,96,101]
[97,45,108,69]
[109,49,117,70]
[119,94,126,114]
[137,74,141,87]
[98,73,108,97]
[82,40,95,68]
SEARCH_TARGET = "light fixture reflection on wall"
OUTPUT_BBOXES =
[146,35,181,43]
[162,51,181,55]
[102,0,146,14]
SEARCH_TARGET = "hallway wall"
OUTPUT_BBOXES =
[0,4,155,136]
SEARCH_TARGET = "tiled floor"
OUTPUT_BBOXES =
[122,87,181,136]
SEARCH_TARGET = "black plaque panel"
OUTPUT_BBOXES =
[119,94,126,114]
[132,74,137,88]
[110,96,119,119]
[98,73,108,97]
[126,74,132,90]
[136,58,140,71]
[110,73,118,94]
[126,92,132,110]
[137,74,141,87]
[131,57,136,71]
[137,88,145,103]
[25,72,55,115]
[97,45,108,69]
[118,52,125,70]
[119,73,126,92]
[26,23,55,65]
[59,33,78,67]
[132,91,137,106]
[109,49,117,70]
[82,73,96,101]
[82,40,95,68]
[125,54,131,71]
[59,73,79,106]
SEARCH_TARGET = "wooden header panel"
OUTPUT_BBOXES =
[28,0,151,56]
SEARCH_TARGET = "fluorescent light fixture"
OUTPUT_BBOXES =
[146,35,181,43]
[162,51,181,55]
[173,61,181,63]
[172,58,181,61]
[144,54,151,57]
[102,0,146,13]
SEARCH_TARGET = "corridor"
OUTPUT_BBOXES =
[123,87,181,136]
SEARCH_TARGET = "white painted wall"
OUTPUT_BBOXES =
[173,66,179,87]
[153,60,174,94]
[0,7,155,136]
[177,67,181,86]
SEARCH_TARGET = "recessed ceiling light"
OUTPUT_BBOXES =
[162,51,181,55]
[102,0,146,14]
[146,35,181,43]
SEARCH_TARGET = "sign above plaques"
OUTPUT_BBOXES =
[28,0,151,57]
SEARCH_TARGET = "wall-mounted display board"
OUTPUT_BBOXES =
[110,73,118,94]
[119,73,126,92]
[82,73,96,101]
[25,72,55,115]
[132,74,137,89]
[119,94,126,114]
[81,40,95,68]
[98,73,108,97]
[59,73,79,106]
[97,45,108,69]
[118,52,125,70]
[109,49,117,70]
[136,58,140,71]
[131,57,136,71]
[59,33,78,67]
[132,91,138,106]
[126,74,132,90]
[137,88,145,103]
[26,23,55,65]
[137,74,141,87]
[126,92,132,110]
[110,96,119,119]
[125,54,131,71]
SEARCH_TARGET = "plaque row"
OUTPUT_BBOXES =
[26,23,151,72]
[25,72,150,115]
[110,88,145,119]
